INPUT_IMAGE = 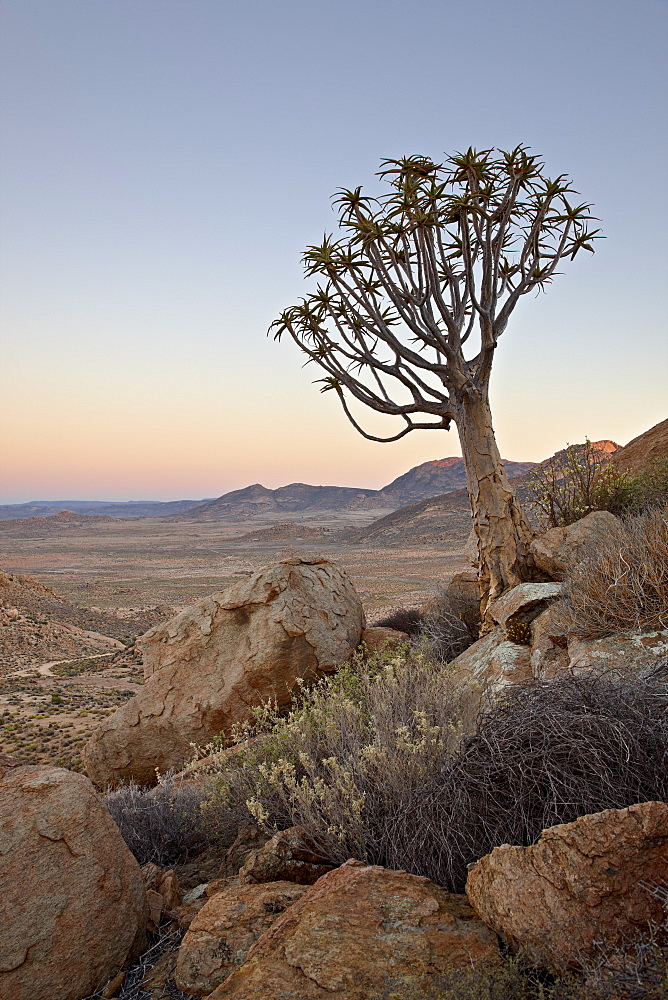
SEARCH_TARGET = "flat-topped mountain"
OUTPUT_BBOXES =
[0,498,209,521]
[179,483,389,519]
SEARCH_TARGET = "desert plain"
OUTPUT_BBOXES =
[0,507,467,774]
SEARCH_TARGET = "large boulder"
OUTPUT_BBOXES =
[529,511,619,580]
[0,761,147,1000]
[208,859,500,999]
[175,881,307,996]
[83,555,364,786]
[466,801,668,972]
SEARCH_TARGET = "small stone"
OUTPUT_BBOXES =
[239,826,337,885]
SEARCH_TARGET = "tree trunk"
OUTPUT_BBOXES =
[453,387,537,621]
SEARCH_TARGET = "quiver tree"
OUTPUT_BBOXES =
[271,147,600,616]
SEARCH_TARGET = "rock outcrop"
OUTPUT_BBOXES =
[84,555,364,786]
[529,511,619,580]
[450,628,533,710]
[566,627,668,679]
[0,761,147,1000]
[239,826,337,885]
[175,881,307,996]
[611,417,668,475]
[488,582,562,629]
[360,625,409,655]
[209,859,500,999]
[466,801,668,971]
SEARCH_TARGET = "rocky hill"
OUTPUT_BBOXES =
[611,418,668,475]
[0,569,171,653]
[380,457,536,506]
[342,488,475,547]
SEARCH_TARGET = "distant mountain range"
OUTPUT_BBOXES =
[0,498,212,521]
[0,458,536,522]
[171,458,537,520]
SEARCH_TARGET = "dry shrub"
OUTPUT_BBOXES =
[105,773,237,866]
[207,659,668,893]
[428,673,668,890]
[372,606,423,636]
[552,507,668,638]
[417,586,480,663]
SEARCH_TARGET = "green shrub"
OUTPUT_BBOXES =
[528,440,668,528]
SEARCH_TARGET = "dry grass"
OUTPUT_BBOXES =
[552,507,668,638]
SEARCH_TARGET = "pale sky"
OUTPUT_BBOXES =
[1,0,666,503]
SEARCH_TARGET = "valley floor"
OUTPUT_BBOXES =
[0,511,466,773]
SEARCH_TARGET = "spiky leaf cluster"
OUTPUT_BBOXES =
[271,146,600,442]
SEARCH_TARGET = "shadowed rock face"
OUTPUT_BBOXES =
[0,762,147,1000]
[208,860,500,999]
[238,826,337,886]
[83,555,365,787]
[466,801,668,972]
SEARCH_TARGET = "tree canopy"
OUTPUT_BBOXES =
[271,145,600,442]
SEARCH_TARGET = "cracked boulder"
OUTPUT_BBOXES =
[83,555,364,787]
[466,801,668,972]
[0,761,147,1000]
[175,881,307,996]
[208,859,500,999]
